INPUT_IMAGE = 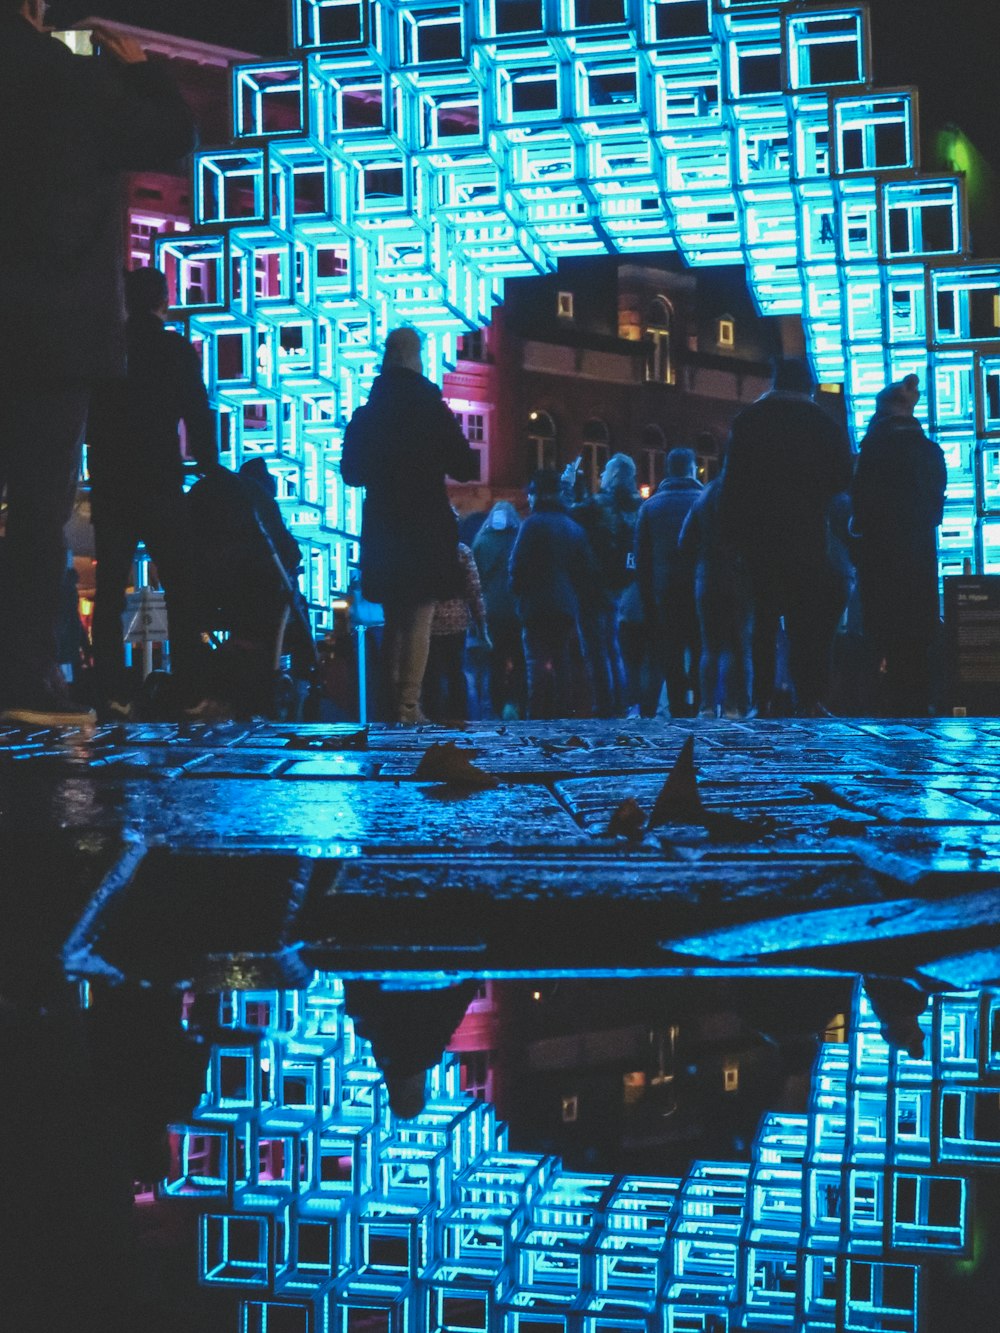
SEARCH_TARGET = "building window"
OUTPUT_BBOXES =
[717,315,735,347]
[458,328,487,361]
[646,297,674,384]
[641,423,666,492]
[527,409,558,473]
[449,404,490,482]
[723,1061,739,1093]
[556,290,574,320]
[561,1094,579,1123]
[581,418,610,492]
[459,1051,492,1101]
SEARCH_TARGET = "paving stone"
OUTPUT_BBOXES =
[4,716,1000,988]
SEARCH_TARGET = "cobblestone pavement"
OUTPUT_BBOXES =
[3,716,1000,992]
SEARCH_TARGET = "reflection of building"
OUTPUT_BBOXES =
[164,976,996,1333]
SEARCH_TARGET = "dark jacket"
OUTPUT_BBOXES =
[851,412,947,637]
[720,390,853,564]
[572,485,642,602]
[340,366,478,603]
[508,498,595,624]
[635,476,703,615]
[87,313,217,507]
[472,524,520,626]
[0,16,195,380]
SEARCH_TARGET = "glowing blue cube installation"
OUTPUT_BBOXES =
[163,977,1000,1332]
[161,0,1000,617]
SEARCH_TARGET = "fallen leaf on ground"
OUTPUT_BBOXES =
[415,741,498,788]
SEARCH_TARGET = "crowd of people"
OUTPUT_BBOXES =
[348,339,948,725]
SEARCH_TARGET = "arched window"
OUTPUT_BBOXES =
[526,409,557,474]
[640,422,667,493]
[581,417,610,492]
[646,297,675,384]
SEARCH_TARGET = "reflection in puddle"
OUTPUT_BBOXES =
[152,977,1000,1331]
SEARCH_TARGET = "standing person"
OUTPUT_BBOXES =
[571,453,642,717]
[0,3,196,725]
[720,357,853,716]
[509,469,595,720]
[678,477,752,718]
[423,541,489,723]
[340,327,478,723]
[472,500,525,718]
[852,375,946,715]
[87,266,219,715]
[635,447,703,717]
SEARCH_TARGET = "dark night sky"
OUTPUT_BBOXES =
[49,0,1000,163]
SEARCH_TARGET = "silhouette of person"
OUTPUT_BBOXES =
[87,266,219,714]
[0,3,195,725]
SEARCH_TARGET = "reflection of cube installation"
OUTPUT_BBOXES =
[164,977,997,1332]
[163,0,1000,623]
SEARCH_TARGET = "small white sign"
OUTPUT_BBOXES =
[123,587,170,644]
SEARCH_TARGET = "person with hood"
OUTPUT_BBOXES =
[635,447,703,717]
[0,2,196,725]
[571,452,642,717]
[87,266,219,714]
[472,500,525,718]
[851,374,946,715]
[340,326,478,724]
[508,469,596,719]
[720,357,853,715]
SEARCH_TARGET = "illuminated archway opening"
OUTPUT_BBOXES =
[161,0,1000,622]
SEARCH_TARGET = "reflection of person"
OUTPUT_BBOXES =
[88,267,218,713]
[0,3,196,725]
[341,327,478,723]
[720,358,853,715]
[344,980,478,1118]
[852,375,947,715]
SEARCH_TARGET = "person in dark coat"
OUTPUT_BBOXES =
[509,469,596,719]
[571,453,642,717]
[472,500,526,718]
[0,4,195,725]
[340,326,478,723]
[635,448,703,717]
[720,357,854,715]
[852,374,947,715]
[678,477,753,717]
[87,266,219,711]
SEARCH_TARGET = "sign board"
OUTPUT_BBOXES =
[123,587,170,645]
[943,575,1000,714]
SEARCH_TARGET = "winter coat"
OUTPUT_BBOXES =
[719,390,853,567]
[472,524,520,627]
[508,498,596,625]
[634,476,703,616]
[87,313,218,512]
[340,366,478,604]
[678,479,749,612]
[851,413,947,639]
[572,485,642,603]
[0,15,195,380]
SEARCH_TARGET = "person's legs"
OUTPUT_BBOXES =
[524,618,572,720]
[0,381,90,705]
[143,489,211,705]
[91,510,140,704]
[784,574,839,714]
[441,633,469,720]
[394,601,434,723]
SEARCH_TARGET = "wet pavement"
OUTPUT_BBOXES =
[3,716,1000,993]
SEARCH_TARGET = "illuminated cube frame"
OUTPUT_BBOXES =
[159,0,1000,625]
[164,977,1000,1332]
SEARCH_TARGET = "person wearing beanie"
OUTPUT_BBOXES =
[341,326,479,723]
[852,376,947,715]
